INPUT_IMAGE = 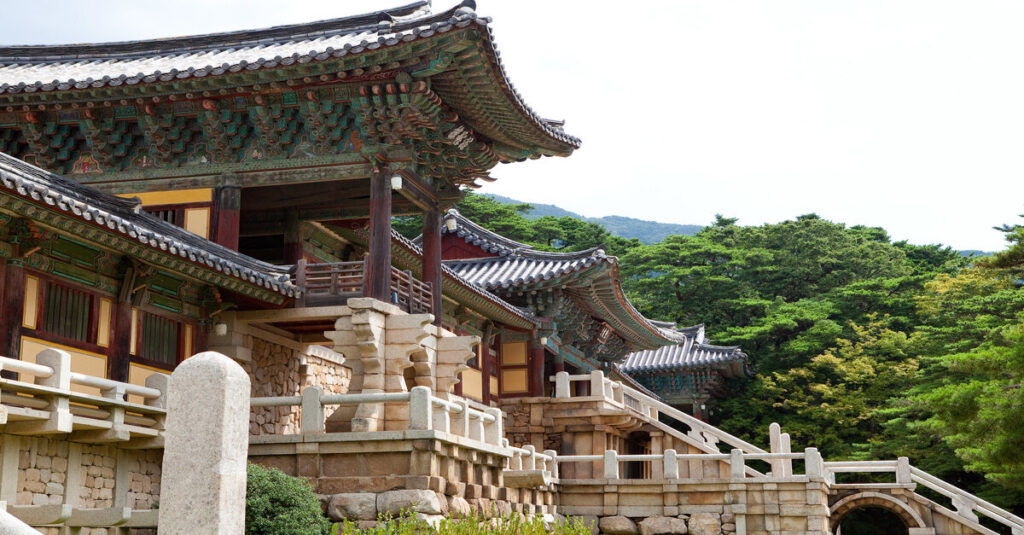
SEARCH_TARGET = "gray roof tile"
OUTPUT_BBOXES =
[0,151,299,298]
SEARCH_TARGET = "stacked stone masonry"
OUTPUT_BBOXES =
[244,336,352,435]
[15,437,69,507]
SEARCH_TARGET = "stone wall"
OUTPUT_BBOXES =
[15,437,69,507]
[3,434,162,535]
[245,337,304,435]
[243,336,351,435]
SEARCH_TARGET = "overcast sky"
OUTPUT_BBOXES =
[3,1,1023,251]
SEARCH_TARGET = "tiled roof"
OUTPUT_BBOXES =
[435,209,688,348]
[391,228,539,328]
[0,1,579,151]
[0,151,298,298]
[620,326,748,373]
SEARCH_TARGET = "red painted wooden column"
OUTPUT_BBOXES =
[529,344,546,397]
[421,208,443,325]
[283,209,303,265]
[366,169,392,303]
[0,259,25,361]
[481,323,493,402]
[108,300,133,382]
[214,185,241,251]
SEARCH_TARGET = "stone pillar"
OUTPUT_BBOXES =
[159,352,250,535]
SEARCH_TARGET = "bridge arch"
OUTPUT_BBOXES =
[830,492,927,531]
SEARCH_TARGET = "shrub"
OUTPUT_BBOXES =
[246,463,331,535]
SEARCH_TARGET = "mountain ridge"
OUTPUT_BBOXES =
[484,194,702,244]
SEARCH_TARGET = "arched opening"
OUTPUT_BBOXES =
[834,506,909,535]
[830,492,925,535]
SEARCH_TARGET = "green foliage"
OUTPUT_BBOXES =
[246,463,331,535]
[395,192,638,256]
[332,511,593,535]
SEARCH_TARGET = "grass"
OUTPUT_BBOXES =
[331,511,594,535]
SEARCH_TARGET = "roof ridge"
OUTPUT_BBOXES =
[0,2,432,59]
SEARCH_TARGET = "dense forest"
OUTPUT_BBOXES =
[398,193,1024,514]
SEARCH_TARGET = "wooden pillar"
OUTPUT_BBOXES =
[421,208,443,325]
[367,170,392,302]
[109,298,134,382]
[213,185,241,251]
[283,209,303,265]
[481,323,493,402]
[529,344,546,397]
[0,259,25,361]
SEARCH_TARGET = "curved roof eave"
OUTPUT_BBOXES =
[0,1,579,156]
[0,151,299,299]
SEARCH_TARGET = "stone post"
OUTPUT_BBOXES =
[780,432,792,477]
[730,449,745,479]
[524,445,537,470]
[544,449,559,479]
[409,385,432,431]
[603,450,619,480]
[554,371,570,398]
[805,448,823,478]
[589,370,604,398]
[768,422,784,477]
[484,408,503,446]
[663,449,679,479]
[301,386,325,434]
[26,349,73,434]
[159,352,250,535]
[896,456,912,484]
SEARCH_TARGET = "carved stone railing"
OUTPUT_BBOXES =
[827,460,1024,535]
[0,351,167,443]
[250,385,503,448]
[0,349,165,530]
[551,370,765,457]
[292,258,432,314]
[555,448,823,481]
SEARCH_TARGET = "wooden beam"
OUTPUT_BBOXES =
[366,168,392,302]
[421,208,443,326]
[394,169,438,212]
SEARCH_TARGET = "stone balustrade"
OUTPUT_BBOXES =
[0,351,167,444]
[0,349,168,533]
[826,459,1024,535]
[250,385,505,449]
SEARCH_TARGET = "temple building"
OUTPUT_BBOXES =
[620,325,751,419]
[0,2,782,533]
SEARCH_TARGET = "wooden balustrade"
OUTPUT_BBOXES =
[292,258,433,314]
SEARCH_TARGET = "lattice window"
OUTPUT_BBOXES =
[41,282,92,343]
[139,312,180,365]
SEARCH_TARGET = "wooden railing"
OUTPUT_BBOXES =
[292,258,433,314]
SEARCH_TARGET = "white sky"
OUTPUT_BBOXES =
[3,1,1023,251]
